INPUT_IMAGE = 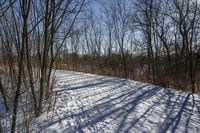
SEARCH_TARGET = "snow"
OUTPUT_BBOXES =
[30,70,200,133]
[1,70,200,132]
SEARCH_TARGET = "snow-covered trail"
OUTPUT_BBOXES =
[33,70,200,133]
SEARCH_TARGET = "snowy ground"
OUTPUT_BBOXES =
[31,70,199,132]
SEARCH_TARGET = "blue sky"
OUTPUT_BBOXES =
[89,0,106,15]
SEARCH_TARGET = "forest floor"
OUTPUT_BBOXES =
[1,70,200,133]
[31,70,200,133]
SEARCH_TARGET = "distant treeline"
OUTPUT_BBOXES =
[57,51,200,93]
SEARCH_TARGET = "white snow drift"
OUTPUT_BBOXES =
[31,70,200,133]
[1,70,200,133]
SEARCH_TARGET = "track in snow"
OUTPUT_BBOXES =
[33,70,200,133]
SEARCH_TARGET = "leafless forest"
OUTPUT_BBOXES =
[0,0,200,132]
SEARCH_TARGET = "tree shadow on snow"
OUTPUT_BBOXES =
[38,74,200,133]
